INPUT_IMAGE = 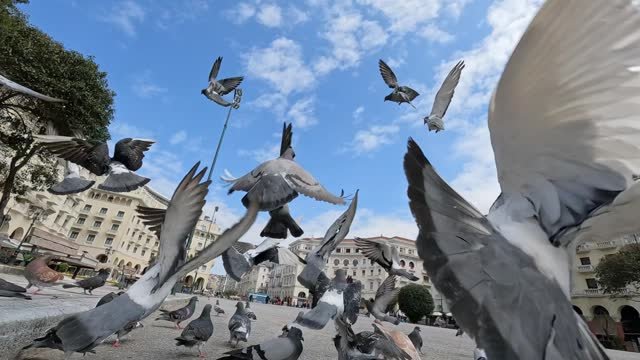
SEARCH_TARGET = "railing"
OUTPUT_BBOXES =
[594,240,617,249]
[577,264,593,272]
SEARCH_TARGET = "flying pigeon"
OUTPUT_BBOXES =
[62,268,110,294]
[371,320,420,360]
[22,163,259,358]
[222,238,305,282]
[214,300,226,316]
[201,56,244,107]
[294,269,362,329]
[175,304,214,358]
[219,326,304,360]
[259,123,303,239]
[364,275,401,325]
[24,255,64,294]
[244,301,257,320]
[403,0,640,358]
[156,296,199,329]
[228,301,252,347]
[221,122,346,215]
[333,315,380,360]
[34,135,154,193]
[0,277,32,300]
[95,291,143,348]
[354,237,419,281]
[378,59,419,109]
[297,191,358,307]
[0,73,65,103]
[424,60,465,132]
[48,161,95,195]
[407,327,423,354]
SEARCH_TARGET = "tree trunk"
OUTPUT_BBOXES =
[0,147,38,227]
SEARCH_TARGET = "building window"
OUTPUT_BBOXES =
[93,220,102,228]
[105,237,114,246]
[62,218,70,227]
[408,249,414,255]
[86,234,96,244]
[197,242,203,249]
[83,204,92,212]
[334,259,340,266]
[116,211,125,218]
[346,248,351,253]
[69,231,79,239]
[141,249,146,256]
[355,248,360,253]
[343,259,349,266]
[370,269,374,276]
[378,268,381,275]
[400,260,406,267]
[369,281,374,290]
[370,259,374,265]
[362,270,366,276]
[409,261,415,269]
[353,259,358,266]
[76,217,86,225]
[154,241,159,247]
[126,244,131,251]
[133,247,139,254]
[352,270,356,276]
[336,248,341,253]
[423,276,429,282]
[586,278,598,289]
[99,207,108,215]
[400,247,405,253]
[579,257,591,265]
[145,238,150,244]
[111,224,120,231]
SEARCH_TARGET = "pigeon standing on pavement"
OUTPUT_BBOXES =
[333,315,380,360]
[378,59,419,109]
[214,300,226,316]
[34,135,154,193]
[222,238,304,282]
[244,301,257,320]
[48,161,95,195]
[0,73,65,103]
[175,304,214,358]
[201,56,243,107]
[24,255,64,294]
[219,326,304,360]
[407,327,423,354]
[62,268,110,294]
[424,60,465,132]
[22,163,259,358]
[372,319,420,360]
[455,328,464,337]
[354,237,419,281]
[228,301,252,347]
[95,291,143,348]
[364,275,401,325]
[0,277,32,300]
[156,296,199,329]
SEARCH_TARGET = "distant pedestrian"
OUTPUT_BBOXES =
[249,294,253,302]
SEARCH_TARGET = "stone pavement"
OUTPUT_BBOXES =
[7,297,640,360]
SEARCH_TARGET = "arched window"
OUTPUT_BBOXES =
[343,259,349,266]
[400,260,406,267]
[409,261,415,269]
[334,259,340,266]
[352,259,358,267]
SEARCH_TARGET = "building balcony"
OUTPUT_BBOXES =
[577,264,594,273]
[572,288,605,297]
[594,240,617,250]
[576,244,590,253]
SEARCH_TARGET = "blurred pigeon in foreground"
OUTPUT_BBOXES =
[372,320,419,360]
[48,161,95,195]
[63,268,110,294]
[201,56,243,107]
[214,300,225,316]
[354,237,419,281]
[245,301,257,320]
[219,326,304,360]
[455,328,464,337]
[24,255,64,294]
[424,60,465,132]
[228,301,251,347]
[35,136,154,193]
[407,327,423,354]
[156,296,199,329]
[175,304,214,358]
[295,269,361,329]
[22,163,259,358]
[364,275,401,325]
[95,291,143,348]
[474,348,487,360]
[0,73,65,103]
[378,59,419,108]
[0,277,32,300]
[222,238,304,282]
[333,315,380,360]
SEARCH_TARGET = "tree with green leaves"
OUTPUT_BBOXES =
[595,243,640,297]
[0,0,115,225]
[398,284,434,323]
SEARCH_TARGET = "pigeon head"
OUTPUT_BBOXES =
[201,304,212,316]
[189,296,198,303]
[235,301,245,310]
[384,94,393,102]
[200,89,206,95]
[334,269,347,280]
[413,326,421,332]
[98,268,111,275]
[287,326,304,341]
[216,299,220,305]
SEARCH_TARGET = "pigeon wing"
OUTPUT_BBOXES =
[354,237,393,269]
[208,57,222,81]
[218,77,244,95]
[136,206,166,239]
[378,60,398,88]
[280,122,293,156]
[284,164,346,205]
[113,138,154,171]
[0,278,27,293]
[429,61,464,119]
[313,191,358,258]
[222,246,252,282]
[0,74,65,102]
[375,275,397,301]
[343,280,362,324]
[34,135,110,176]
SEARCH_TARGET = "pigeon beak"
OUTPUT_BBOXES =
[201,89,206,95]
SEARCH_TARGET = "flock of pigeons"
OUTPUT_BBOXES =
[2,0,640,359]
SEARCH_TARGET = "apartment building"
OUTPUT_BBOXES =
[236,264,270,297]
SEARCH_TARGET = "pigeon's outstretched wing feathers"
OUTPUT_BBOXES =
[0,74,65,103]
[430,61,464,119]
[34,135,110,176]
[113,138,154,171]
[378,60,398,88]
[218,77,244,95]
[354,238,393,268]
[209,57,222,81]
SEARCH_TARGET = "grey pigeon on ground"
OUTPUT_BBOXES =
[378,59,419,109]
[245,301,257,320]
[407,327,423,354]
[221,122,346,215]
[201,56,243,107]
[175,304,214,358]
[455,328,464,337]
[295,269,362,329]
[0,73,65,103]
[22,162,259,358]
[333,315,380,360]
[24,255,64,294]
[0,277,32,300]
[354,237,419,281]
[372,320,419,360]
[297,192,358,307]
[63,268,110,294]
[215,306,225,316]
[364,275,401,325]
[95,291,142,348]
[222,238,304,282]
[156,296,199,329]
[259,123,304,239]
[48,161,95,195]
[424,60,465,132]
[34,135,154,193]
[219,326,304,360]
[228,301,252,347]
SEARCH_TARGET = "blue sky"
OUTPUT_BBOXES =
[19,0,544,274]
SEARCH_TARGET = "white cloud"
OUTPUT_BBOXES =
[250,93,288,116]
[245,37,315,95]
[132,70,167,99]
[355,0,441,33]
[238,143,280,163]
[349,124,399,155]
[109,121,154,140]
[352,106,364,122]
[256,4,283,27]
[169,130,187,145]
[227,2,256,24]
[288,6,310,25]
[419,24,454,44]
[287,97,317,128]
[156,0,210,29]
[101,1,145,37]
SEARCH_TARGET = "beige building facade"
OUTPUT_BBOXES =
[236,264,270,297]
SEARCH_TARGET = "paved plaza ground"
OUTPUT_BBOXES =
[8,296,640,360]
